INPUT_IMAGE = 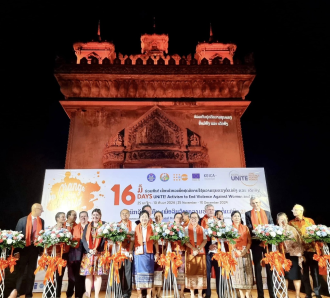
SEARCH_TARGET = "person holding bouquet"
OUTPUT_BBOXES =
[289,204,322,298]
[152,211,165,298]
[184,212,207,298]
[46,212,71,298]
[15,203,44,298]
[80,208,107,298]
[245,196,275,298]
[118,209,136,298]
[230,210,253,298]
[129,210,160,298]
[173,212,186,298]
[277,212,304,298]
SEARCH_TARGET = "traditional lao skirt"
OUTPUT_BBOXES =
[133,244,155,289]
[185,246,207,289]
[154,241,164,287]
[177,251,185,286]
[80,252,109,276]
[231,251,253,289]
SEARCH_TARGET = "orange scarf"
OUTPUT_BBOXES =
[85,221,102,250]
[135,223,154,254]
[201,214,216,241]
[233,224,249,250]
[182,220,189,228]
[251,208,268,229]
[188,224,205,254]
[25,213,42,246]
[119,219,132,250]
[65,221,77,233]
[72,222,88,248]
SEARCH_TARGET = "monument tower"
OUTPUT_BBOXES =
[55,24,255,169]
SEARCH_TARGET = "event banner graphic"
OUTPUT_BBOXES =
[41,168,270,226]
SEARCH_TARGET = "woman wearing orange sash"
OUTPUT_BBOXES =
[172,212,186,298]
[184,212,207,298]
[80,209,107,298]
[46,212,71,298]
[277,212,304,298]
[231,210,253,298]
[129,210,160,298]
[152,211,165,298]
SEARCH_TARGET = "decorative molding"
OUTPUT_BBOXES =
[56,78,254,100]
[235,110,246,167]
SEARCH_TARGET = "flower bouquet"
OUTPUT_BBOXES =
[0,230,25,250]
[150,222,189,245]
[34,227,77,248]
[303,225,330,243]
[204,218,240,244]
[97,222,129,243]
[253,224,294,245]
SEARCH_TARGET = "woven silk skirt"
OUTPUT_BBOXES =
[177,251,185,286]
[154,243,164,287]
[185,248,207,289]
[231,252,254,289]
[133,244,155,289]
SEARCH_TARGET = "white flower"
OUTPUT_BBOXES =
[276,230,282,235]
[7,239,13,244]
[51,234,56,239]
[66,233,71,238]
[270,232,276,237]
[165,229,170,234]
[59,233,64,237]
[38,236,42,241]
[217,232,221,237]
[163,225,167,229]
[155,227,160,232]
[208,229,212,235]
[103,229,109,234]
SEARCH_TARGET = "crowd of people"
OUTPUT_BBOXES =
[7,197,327,298]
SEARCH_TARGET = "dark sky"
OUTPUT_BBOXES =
[1,0,329,229]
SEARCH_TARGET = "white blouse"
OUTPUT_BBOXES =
[184,225,207,242]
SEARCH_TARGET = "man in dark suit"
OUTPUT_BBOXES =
[15,203,44,298]
[245,197,275,298]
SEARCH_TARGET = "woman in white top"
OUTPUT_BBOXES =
[129,210,160,298]
[184,212,207,298]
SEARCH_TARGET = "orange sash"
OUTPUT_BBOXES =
[134,223,154,254]
[26,213,43,246]
[119,220,132,250]
[182,220,189,228]
[65,221,77,233]
[233,224,249,250]
[251,208,268,229]
[188,224,205,254]
[201,214,216,241]
[85,221,102,250]
[72,222,88,248]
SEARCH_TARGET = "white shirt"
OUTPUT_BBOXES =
[141,224,154,242]
[184,225,207,242]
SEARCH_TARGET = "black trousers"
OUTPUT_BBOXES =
[119,258,132,298]
[55,252,69,298]
[205,252,220,298]
[16,245,40,297]
[65,260,86,298]
[251,244,275,298]
[302,251,321,296]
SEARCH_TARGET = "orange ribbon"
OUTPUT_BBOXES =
[262,251,292,276]
[313,242,330,268]
[157,245,183,279]
[0,259,8,283]
[212,240,237,279]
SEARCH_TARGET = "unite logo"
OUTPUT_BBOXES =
[173,174,188,181]
[230,170,259,186]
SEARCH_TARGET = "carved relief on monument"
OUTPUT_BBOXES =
[102,107,209,168]
[73,41,116,64]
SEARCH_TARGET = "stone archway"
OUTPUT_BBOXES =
[102,106,209,168]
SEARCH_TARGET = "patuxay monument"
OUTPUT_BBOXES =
[55,24,255,169]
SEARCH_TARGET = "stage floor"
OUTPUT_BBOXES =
[28,290,330,298]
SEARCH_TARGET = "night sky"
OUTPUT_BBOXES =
[2,1,329,229]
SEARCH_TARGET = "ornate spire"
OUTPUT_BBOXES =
[97,20,101,42]
[209,23,213,42]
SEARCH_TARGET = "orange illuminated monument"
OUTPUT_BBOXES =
[55,24,255,169]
